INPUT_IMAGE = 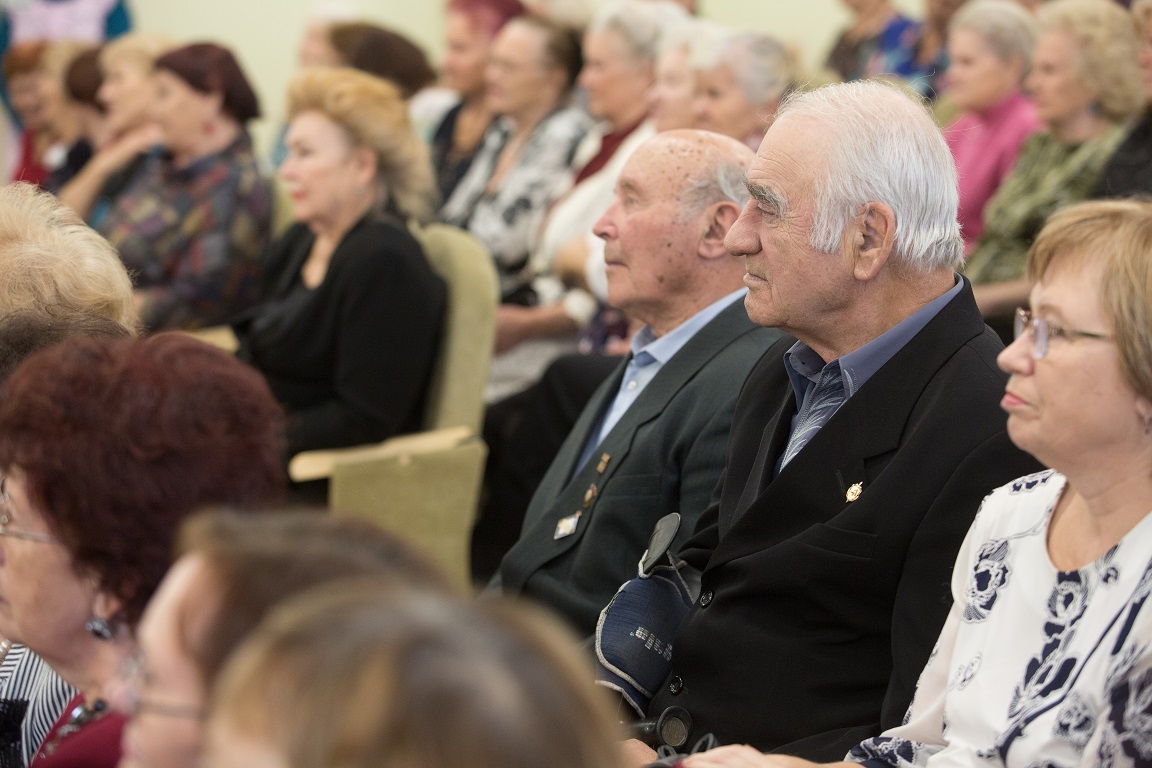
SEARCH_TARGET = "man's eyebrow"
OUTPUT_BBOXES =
[743,174,786,216]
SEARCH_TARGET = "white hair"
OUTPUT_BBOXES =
[587,0,688,63]
[776,80,963,272]
[657,16,698,57]
[689,25,797,109]
[678,137,752,217]
[949,0,1036,79]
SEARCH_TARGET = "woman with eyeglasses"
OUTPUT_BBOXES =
[0,334,284,767]
[678,199,1152,768]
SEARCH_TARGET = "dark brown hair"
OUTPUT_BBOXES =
[154,42,261,122]
[327,23,437,98]
[65,47,104,110]
[516,15,582,91]
[0,310,128,385]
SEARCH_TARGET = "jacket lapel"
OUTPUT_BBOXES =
[708,280,990,568]
[518,300,760,566]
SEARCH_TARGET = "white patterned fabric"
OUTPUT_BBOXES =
[850,469,1152,768]
[438,106,591,297]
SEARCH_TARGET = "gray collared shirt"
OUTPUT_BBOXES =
[779,274,964,470]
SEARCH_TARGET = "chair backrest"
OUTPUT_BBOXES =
[409,222,498,434]
[270,175,297,239]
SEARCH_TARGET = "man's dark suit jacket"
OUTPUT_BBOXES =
[498,299,783,635]
[644,281,1043,760]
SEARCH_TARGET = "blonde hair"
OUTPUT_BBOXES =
[99,32,175,74]
[0,184,136,332]
[1134,0,1152,34]
[211,585,627,768]
[39,40,91,79]
[1036,0,1144,123]
[1027,199,1152,402]
[287,67,437,223]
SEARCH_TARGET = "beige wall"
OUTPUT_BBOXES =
[129,0,923,158]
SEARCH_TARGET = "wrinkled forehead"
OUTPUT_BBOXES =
[747,116,828,190]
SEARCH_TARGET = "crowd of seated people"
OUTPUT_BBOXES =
[2,0,1152,766]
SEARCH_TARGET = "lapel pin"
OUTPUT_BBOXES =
[583,483,598,508]
[846,482,863,502]
[554,511,582,540]
[597,453,610,473]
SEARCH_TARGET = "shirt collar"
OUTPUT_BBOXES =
[631,288,747,366]
[785,274,963,405]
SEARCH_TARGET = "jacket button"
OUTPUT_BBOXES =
[699,590,713,607]
[669,675,684,695]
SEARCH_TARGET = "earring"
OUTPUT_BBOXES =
[86,618,113,641]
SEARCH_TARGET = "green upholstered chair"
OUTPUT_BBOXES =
[287,222,498,588]
[189,223,498,588]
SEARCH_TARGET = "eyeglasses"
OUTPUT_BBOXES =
[0,478,61,545]
[1013,308,1112,360]
[119,649,205,721]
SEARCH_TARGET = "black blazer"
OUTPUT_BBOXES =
[644,281,1043,760]
[235,216,445,457]
[498,300,784,635]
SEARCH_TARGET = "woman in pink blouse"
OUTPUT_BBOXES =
[943,0,1041,252]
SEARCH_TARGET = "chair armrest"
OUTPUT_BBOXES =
[185,325,239,353]
[288,425,475,482]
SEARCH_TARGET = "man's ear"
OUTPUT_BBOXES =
[698,202,740,260]
[851,201,895,281]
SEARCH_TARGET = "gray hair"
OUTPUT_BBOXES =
[690,25,798,109]
[587,0,688,64]
[775,80,963,272]
[677,137,752,218]
[949,0,1036,79]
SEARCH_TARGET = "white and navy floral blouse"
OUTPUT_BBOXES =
[438,106,591,298]
[850,469,1152,768]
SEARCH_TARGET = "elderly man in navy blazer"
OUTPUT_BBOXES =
[620,81,1043,764]
[493,130,783,635]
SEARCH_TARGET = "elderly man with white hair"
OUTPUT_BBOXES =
[614,80,1041,763]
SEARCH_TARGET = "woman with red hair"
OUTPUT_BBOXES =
[0,333,284,767]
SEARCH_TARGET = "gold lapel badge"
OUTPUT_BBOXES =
[583,483,598,508]
[554,511,582,540]
[597,453,611,474]
[846,482,863,502]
